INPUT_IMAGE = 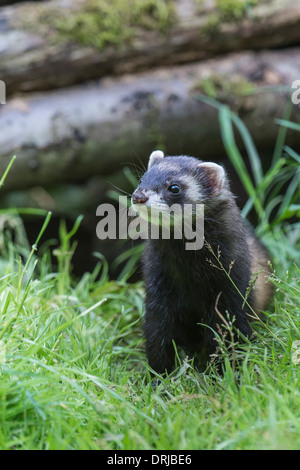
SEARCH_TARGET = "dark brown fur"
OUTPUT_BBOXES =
[132,152,272,374]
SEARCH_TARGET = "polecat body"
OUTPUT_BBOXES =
[131,151,272,375]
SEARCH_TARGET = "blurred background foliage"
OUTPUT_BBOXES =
[0,0,299,279]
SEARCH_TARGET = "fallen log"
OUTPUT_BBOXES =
[0,0,44,5]
[1,0,300,95]
[1,47,300,192]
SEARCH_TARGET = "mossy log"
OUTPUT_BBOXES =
[1,0,300,95]
[1,47,300,192]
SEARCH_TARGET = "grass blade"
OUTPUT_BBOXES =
[218,106,264,219]
[231,113,263,185]
[275,119,300,132]
[272,101,293,165]
[0,155,16,189]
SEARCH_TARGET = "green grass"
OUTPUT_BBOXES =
[0,106,299,450]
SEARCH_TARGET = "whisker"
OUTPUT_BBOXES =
[107,181,132,197]
[120,160,146,177]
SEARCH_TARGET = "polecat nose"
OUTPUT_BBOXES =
[132,191,148,204]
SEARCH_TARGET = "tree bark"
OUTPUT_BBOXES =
[1,47,299,192]
[0,0,43,5]
[1,0,300,95]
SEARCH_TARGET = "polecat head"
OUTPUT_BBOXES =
[131,150,227,211]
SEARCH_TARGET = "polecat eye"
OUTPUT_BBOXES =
[139,177,143,184]
[168,184,180,194]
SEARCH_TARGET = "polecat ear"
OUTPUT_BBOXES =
[197,162,225,195]
[148,150,165,169]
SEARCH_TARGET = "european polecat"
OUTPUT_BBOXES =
[131,150,273,375]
